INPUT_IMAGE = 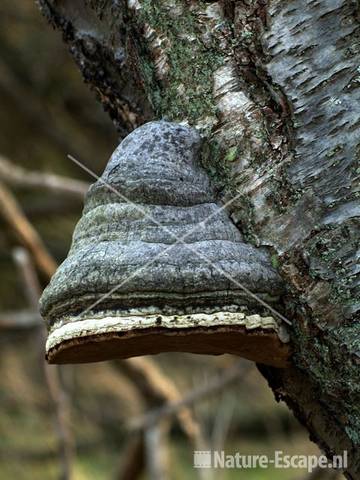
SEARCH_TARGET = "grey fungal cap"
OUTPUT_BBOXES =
[40,121,290,366]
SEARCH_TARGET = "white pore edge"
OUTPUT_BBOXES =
[46,310,287,353]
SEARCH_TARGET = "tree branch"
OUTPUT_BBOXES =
[0,310,42,329]
[0,180,57,278]
[13,247,74,480]
[128,360,248,432]
[114,357,203,444]
[0,155,89,199]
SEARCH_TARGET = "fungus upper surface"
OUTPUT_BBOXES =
[40,121,289,366]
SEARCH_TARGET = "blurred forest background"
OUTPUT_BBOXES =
[0,2,337,479]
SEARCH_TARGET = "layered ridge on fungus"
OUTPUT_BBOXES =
[40,121,290,367]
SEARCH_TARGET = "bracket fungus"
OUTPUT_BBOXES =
[40,121,290,367]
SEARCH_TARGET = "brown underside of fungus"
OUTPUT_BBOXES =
[40,121,290,367]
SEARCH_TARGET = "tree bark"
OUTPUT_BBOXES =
[36,1,360,477]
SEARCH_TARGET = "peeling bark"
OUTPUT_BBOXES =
[36,0,360,477]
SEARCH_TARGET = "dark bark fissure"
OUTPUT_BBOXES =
[36,1,359,477]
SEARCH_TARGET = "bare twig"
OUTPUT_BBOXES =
[114,357,206,480]
[129,361,249,432]
[144,422,170,480]
[0,155,89,198]
[115,434,145,480]
[211,395,236,453]
[13,247,74,480]
[13,248,43,307]
[0,180,57,278]
[0,310,42,329]
[122,360,247,480]
[114,357,203,444]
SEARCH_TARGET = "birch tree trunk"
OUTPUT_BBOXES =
[37,1,360,477]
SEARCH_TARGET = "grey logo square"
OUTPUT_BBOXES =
[194,451,212,468]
